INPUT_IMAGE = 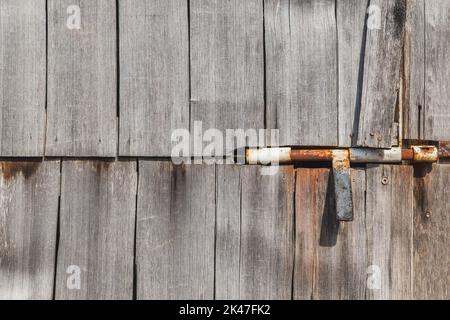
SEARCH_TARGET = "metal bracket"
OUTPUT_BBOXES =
[332,150,353,221]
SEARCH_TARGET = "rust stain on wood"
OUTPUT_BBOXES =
[0,162,40,181]
[93,161,112,173]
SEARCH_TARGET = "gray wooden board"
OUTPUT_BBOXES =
[404,0,425,140]
[294,168,367,300]
[190,0,264,156]
[337,0,369,146]
[216,165,294,300]
[119,0,189,157]
[0,1,46,156]
[414,164,450,299]
[265,0,338,147]
[215,164,241,299]
[55,161,136,300]
[0,161,60,299]
[365,165,413,299]
[136,161,215,299]
[357,0,406,148]
[47,0,117,157]
[423,0,450,141]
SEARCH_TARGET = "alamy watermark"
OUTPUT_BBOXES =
[171,121,280,175]
[66,265,81,290]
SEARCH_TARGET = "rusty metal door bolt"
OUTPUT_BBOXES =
[246,146,443,222]
[245,146,440,165]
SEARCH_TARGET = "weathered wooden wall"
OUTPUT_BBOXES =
[1,161,449,299]
[1,0,424,157]
[0,0,449,300]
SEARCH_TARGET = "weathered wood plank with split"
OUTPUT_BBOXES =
[0,161,60,299]
[47,0,117,156]
[0,1,46,156]
[136,162,215,299]
[55,161,136,300]
[216,165,294,299]
[119,0,189,157]
[403,0,425,140]
[337,0,369,146]
[265,0,338,147]
[357,0,406,148]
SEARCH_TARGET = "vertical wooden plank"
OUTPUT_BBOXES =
[357,0,407,148]
[119,0,189,157]
[424,0,450,141]
[294,168,367,300]
[136,162,215,300]
[264,0,289,142]
[240,166,294,299]
[215,165,241,299]
[337,0,369,146]
[265,0,337,147]
[216,165,294,300]
[47,0,117,157]
[0,1,45,156]
[190,0,264,154]
[365,165,413,300]
[55,161,136,300]
[0,161,60,299]
[414,164,450,299]
[404,0,425,140]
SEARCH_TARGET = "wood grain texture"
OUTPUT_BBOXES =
[0,1,46,156]
[215,165,241,299]
[190,0,264,156]
[403,0,425,140]
[0,161,60,299]
[423,0,450,141]
[55,161,136,300]
[216,165,294,300]
[119,0,189,157]
[265,0,337,147]
[47,0,117,157]
[357,0,406,148]
[136,162,215,300]
[365,165,413,300]
[337,0,369,146]
[414,164,450,299]
[294,168,367,300]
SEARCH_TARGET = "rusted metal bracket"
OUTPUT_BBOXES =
[246,145,444,222]
[331,150,353,221]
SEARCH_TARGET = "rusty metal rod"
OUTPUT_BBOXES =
[290,149,334,161]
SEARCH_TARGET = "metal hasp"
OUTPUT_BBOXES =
[331,150,353,221]
[246,145,443,223]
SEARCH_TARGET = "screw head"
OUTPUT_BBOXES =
[381,176,389,185]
